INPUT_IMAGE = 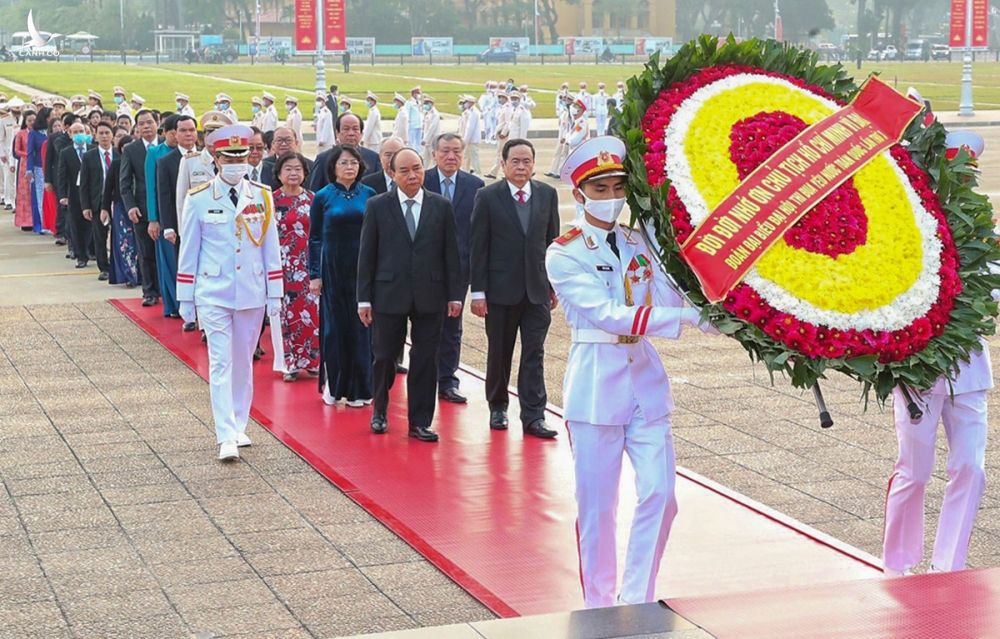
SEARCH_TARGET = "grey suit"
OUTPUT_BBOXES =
[469,179,560,425]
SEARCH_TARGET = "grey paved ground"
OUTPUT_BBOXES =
[1,129,999,637]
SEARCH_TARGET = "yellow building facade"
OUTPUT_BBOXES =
[554,0,675,39]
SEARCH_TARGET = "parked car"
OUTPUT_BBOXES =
[905,40,926,61]
[931,44,951,61]
[478,47,516,63]
[867,48,883,61]
[882,45,898,60]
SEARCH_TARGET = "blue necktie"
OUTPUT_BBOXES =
[443,177,453,202]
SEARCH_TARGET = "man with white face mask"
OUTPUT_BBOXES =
[177,124,283,462]
[546,136,719,610]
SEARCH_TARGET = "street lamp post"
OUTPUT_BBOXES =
[958,0,975,116]
[119,0,126,64]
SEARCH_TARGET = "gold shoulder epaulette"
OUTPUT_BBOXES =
[188,181,211,196]
[554,227,583,246]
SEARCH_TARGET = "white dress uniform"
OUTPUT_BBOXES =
[177,147,282,449]
[508,102,530,141]
[613,87,626,112]
[176,149,217,232]
[421,103,441,167]
[567,106,590,152]
[546,103,573,177]
[218,106,239,124]
[261,93,279,133]
[285,102,303,139]
[461,101,482,175]
[391,96,409,144]
[479,88,497,143]
[314,104,335,154]
[116,101,132,119]
[594,89,610,136]
[405,89,423,148]
[487,99,512,176]
[884,339,993,574]
[546,136,707,609]
[363,95,382,151]
[176,93,196,118]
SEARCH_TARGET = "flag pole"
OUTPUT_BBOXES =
[958,0,974,116]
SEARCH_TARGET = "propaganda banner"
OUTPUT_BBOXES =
[294,0,318,54]
[950,0,990,50]
[323,0,347,52]
[679,77,923,303]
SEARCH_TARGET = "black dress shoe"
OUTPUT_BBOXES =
[75,260,88,269]
[141,296,155,307]
[98,271,109,281]
[395,364,408,374]
[370,413,388,434]
[524,419,558,439]
[54,237,66,246]
[408,425,439,442]
[182,322,197,332]
[438,388,467,404]
[167,312,181,319]
[489,409,509,431]
[253,346,265,360]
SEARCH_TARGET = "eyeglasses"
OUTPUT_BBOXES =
[336,159,360,167]
[273,137,294,145]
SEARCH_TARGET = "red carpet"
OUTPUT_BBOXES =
[113,298,881,617]
[666,567,1000,639]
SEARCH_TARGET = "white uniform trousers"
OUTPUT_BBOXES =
[409,127,423,150]
[568,405,677,609]
[883,389,988,573]
[4,161,16,207]
[548,141,569,176]
[462,143,481,175]
[595,114,609,136]
[199,304,266,444]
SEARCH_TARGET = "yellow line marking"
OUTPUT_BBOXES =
[0,271,97,279]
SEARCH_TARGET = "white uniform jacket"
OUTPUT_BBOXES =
[261,106,279,133]
[176,149,216,232]
[314,106,335,148]
[363,106,382,149]
[219,106,239,124]
[567,116,589,149]
[404,98,422,131]
[177,177,282,310]
[179,104,196,118]
[926,337,994,396]
[422,109,441,147]
[462,108,482,146]
[508,105,530,140]
[594,91,609,116]
[391,108,409,144]
[285,107,302,138]
[546,221,687,426]
[116,103,133,119]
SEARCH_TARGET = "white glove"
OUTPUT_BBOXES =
[266,299,281,318]
[680,308,701,327]
[179,301,196,324]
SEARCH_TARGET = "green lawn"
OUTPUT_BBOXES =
[0,59,997,121]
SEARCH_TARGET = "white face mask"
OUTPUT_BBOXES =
[219,163,248,185]
[582,195,627,224]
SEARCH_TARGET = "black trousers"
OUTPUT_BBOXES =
[484,295,550,426]
[91,212,110,273]
[55,202,69,239]
[133,219,160,298]
[437,307,463,391]
[68,206,91,264]
[373,309,444,429]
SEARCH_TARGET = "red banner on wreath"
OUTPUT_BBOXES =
[294,0,318,53]
[680,77,922,303]
[323,0,347,52]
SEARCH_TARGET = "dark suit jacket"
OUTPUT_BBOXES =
[57,144,93,215]
[156,148,183,232]
[248,162,273,188]
[119,137,155,216]
[470,179,560,306]
[357,189,462,315]
[44,131,70,187]
[262,154,313,191]
[424,167,484,273]
[78,146,118,214]
[361,170,392,195]
[310,145,379,192]
[102,153,123,212]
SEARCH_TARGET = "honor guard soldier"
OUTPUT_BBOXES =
[71,94,87,116]
[215,93,239,124]
[113,86,130,117]
[314,91,335,153]
[390,93,408,144]
[250,96,265,130]
[177,124,283,461]
[284,95,302,139]
[546,136,719,609]
[176,92,196,117]
[260,91,279,133]
[362,91,382,151]
[405,85,423,148]
[129,93,146,117]
[176,111,234,232]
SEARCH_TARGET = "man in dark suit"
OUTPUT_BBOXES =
[57,120,94,269]
[155,114,199,315]
[361,136,404,195]
[425,133,485,404]
[45,112,74,248]
[247,127,273,186]
[470,139,560,438]
[357,148,463,442]
[261,126,312,191]
[310,113,379,192]
[78,121,117,280]
[119,108,161,305]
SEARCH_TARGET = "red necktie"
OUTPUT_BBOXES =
[104,151,111,169]
[516,190,526,204]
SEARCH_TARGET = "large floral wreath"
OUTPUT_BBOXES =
[618,36,1000,403]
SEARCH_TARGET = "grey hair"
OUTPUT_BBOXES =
[433,132,464,151]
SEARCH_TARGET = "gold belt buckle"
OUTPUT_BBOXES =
[617,335,639,344]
